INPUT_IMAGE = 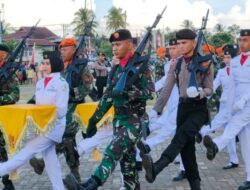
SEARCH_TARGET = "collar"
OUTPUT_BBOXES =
[241,51,250,56]
[120,52,134,68]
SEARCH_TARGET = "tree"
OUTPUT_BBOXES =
[214,23,225,33]
[2,21,14,35]
[181,20,195,30]
[71,8,97,36]
[227,24,240,35]
[105,7,127,31]
[94,35,112,58]
[209,32,234,47]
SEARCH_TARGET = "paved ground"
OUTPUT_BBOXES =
[0,85,247,190]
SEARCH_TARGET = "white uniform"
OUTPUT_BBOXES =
[201,67,239,164]
[213,53,250,181]
[0,73,69,190]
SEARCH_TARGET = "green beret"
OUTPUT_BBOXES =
[0,44,10,53]
[176,29,197,40]
[109,29,132,43]
[240,29,250,37]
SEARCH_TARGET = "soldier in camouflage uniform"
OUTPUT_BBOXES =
[0,44,19,190]
[154,47,167,82]
[29,38,93,182]
[64,29,154,190]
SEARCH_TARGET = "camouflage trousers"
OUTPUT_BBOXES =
[0,131,13,186]
[93,123,142,190]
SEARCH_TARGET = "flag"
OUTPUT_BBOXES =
[31,42,36,64]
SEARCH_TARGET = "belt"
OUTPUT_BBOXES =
[115,104,146,116]
[179,97,207,104]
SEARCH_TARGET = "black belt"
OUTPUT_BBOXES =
[179,97,207,104]
[115,104,146,116]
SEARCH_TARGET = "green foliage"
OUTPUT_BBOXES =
[209,32,234,47]
[105,7,127,31]
[95,35,112,58]
[4,39,19,52]
[71,8,97,37]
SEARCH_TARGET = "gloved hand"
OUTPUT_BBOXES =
[86,119,97,138]
[233,98,246,112]
[186,86,200,98]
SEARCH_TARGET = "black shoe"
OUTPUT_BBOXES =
[136,161,142,171]
[141,154,156,183]
[81,177,100,190]
[137,141,151,157]
[196,132,203,144]
[203,135,218,160]
[2,175,15,190]
[29,157,45,175]
[3,183,15,190]
[223,162,239,170]
[238,181,250,190]
[64,174,82,190]
[172,170,186,181]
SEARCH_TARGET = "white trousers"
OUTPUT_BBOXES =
[77,127,113,156]
[201,103,239,164]
[0,136,64,190]
[239,124,250,181]
[214,107,250,152]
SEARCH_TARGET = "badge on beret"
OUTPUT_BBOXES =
[114,32,119,39]
[245,31,248,35]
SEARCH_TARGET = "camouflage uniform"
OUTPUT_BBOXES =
[56,65,93,181]
[88,63,154,189]
[0,74,19,189]
[154,57,167,82]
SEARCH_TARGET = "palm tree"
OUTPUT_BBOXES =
[227,24,240,35]
[214,23,225,33]
[105,7,127,32]
[181,20,195,30]
[71,8,97,36]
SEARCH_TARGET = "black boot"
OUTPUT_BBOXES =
[29,157,45,175]
[70,166,81,182]
[142,154,170,183]
[172,170,186,181]
[203,135,218,160]
[238,181,250,190]
[195,132,202,144]
[137,141,151,157]
[2,175,15,190]
[64,174,101,190]
[189,179,201,190]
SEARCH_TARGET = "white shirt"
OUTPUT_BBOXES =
[35,72,69,143]
[227,52,250,111]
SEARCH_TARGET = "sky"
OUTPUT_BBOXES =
[2,0,250,36]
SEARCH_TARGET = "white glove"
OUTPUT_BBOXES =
[187,86,202,98]
[148,109,158,122]
[233,99,246,112]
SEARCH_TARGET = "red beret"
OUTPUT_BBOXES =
[59,38,77,48]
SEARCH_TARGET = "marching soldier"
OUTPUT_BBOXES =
[0,43,19,190]
[203,29,250,190]
[29,38,93,182]
[141,29,213,190]
[64,29,154,190]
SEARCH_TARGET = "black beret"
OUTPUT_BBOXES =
[109,29,132,43]
[169,38,177,46]
[0,44,10,53]
[240,29,250,37]
[223,44,239,58]
[43,51,52,59]
[132,37,138,46]
[176,29,197,40]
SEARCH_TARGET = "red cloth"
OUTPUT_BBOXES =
[44,77,52,88]
[184,56,192,64]
[240,54,249,65]
[226,67,230,76]
[120,53,134,68]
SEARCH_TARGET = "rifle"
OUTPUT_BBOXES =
[0,19,40,86]
[186,9,214,97]
[113,6,167,95]
[65,17,94,89]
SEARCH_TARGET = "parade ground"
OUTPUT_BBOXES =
[0,85,246,190]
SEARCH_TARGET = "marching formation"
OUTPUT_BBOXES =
[0,6,250,190]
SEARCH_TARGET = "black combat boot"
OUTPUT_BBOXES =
[189,179,201,190]
[137,141,151,157]
[142,154,170,183]
[2,175,15,190]
[64,174,101,190]
[172,170,186,181]
[203,135,218,160]
[29,157,45,175]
